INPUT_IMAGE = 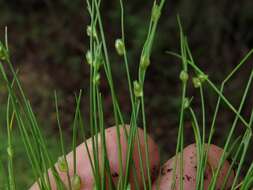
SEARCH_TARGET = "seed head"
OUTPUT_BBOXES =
[7,146,13,157]
[94,54,103,71]
[115,39,125,56]
[71,174,82,190]
[198,73,208,83]
[192,74,208,88]
[93,73,100,85]
[151,3,161,21]
[183,97,191,109]
[179,70,189,83]
[192,77,201,88]
[86,50,93,65]
[57,156,68,172]
[86,25,97,39]
[134,81,143,98]
[140,54,150,70]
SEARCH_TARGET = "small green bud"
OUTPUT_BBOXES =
[86,50,92,65]
[151,4,161,21]
[115,39,125,56]
[86,25,97,38]
[179,70,189,82]
[57,156,68,172]
[192,77,201,88]
[126,183,131,190]
[7,146,13,157]
[133,81,143,98]
[140,54,150,70]
[71,174,82,190]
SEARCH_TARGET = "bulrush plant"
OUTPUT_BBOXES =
[0,0,253,189]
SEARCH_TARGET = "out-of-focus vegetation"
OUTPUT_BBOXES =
[0,0,253,188]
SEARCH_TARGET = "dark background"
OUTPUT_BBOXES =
[0,0,253,188]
